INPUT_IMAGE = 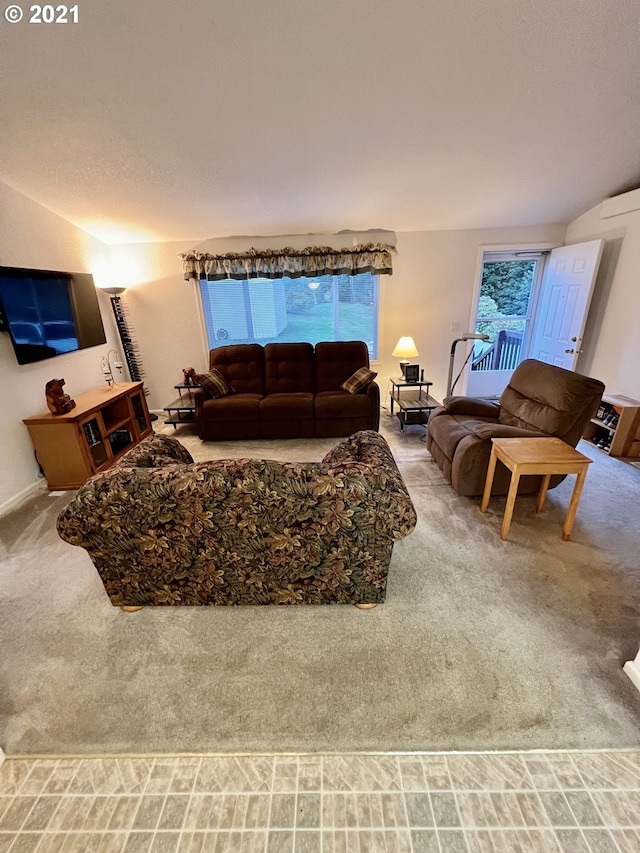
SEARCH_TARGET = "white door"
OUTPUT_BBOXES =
[528,240,604,370]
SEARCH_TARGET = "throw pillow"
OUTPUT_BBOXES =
[193,369,235,399]
[341,367,377,394]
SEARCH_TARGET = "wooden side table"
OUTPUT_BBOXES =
[480,437,592,541]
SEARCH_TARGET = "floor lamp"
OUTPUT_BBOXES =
[447,332,489,397]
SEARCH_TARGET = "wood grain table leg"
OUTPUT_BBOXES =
[562,466,589,541]
[536,474,551,513]
[481,446,498,513]
[500,469,521,540]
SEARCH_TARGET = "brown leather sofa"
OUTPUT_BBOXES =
[194,341,380,440]
[426,359,605,496]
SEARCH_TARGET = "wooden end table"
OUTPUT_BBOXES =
[480,437,592,541]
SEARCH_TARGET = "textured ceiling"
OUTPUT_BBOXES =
[1,0,639,244]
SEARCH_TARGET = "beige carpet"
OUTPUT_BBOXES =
[1,413,639,756]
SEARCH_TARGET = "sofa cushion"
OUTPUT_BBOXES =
[210,344,265,394]
[341,367,377,394]
[315,341,370,393]
[193,368,235,399]
[260,392,314,421]
[315,390,372,419]
[264,342,315,394]
[199,393,262,423]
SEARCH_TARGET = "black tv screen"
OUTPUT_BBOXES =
[0,266,107,365]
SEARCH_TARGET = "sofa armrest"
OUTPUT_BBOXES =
[193,388,208,414]
[362,381,380,429]
[113,434,194,469]
[442,396,501,418]
[471,424,546,440]
[322,430,417,541]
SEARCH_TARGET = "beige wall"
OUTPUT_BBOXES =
[565,195,640,397]
[0,182,117,510]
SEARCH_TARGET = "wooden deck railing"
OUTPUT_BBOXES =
[472,329,523,371]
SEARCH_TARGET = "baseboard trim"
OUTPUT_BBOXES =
[0,480,46,517]
[623,659,640,695]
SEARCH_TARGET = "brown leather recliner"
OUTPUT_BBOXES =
[426,359,605,496]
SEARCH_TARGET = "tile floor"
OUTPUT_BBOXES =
[1,751,640,852]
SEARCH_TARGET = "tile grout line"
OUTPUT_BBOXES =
[567,755,625,853]
[178,755,201,848]
[397,755,416,852]
[265,755,275,852]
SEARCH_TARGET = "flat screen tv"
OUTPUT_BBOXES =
[0,266,107,365]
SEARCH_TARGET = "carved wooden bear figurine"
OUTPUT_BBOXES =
[45,378,76,415]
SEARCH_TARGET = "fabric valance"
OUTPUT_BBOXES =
[181,243,396,281]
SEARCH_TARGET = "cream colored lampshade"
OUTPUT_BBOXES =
[392,336,419,359]
[392,336,419,376]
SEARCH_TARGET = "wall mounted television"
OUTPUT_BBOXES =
[0,266,107,365]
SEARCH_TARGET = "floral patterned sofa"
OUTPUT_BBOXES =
[56,431,417,607]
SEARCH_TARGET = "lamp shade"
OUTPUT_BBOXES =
[100,286,127,296]
[392,336,419,359]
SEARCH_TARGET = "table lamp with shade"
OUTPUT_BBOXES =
[392,336,419,377]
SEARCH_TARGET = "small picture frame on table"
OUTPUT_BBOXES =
[404,364,420,383]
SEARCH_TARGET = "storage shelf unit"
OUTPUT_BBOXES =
[583,394,640,458]
[23,381,152,490]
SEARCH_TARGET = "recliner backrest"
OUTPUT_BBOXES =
[314,341,370,392]
[264,342,315,394]
[209,344,265,394]
[498,359,605,446]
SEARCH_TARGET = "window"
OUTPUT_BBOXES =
[199,273,379,358]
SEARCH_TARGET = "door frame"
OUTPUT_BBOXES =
[461,241,561,395]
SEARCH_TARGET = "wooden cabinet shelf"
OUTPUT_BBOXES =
[23,381,152,490]
[583,394,640,458]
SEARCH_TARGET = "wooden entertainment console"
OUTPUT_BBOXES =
[23,381,152,490]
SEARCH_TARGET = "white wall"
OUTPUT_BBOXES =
[0,182,118,511]
[565,192,640,397]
